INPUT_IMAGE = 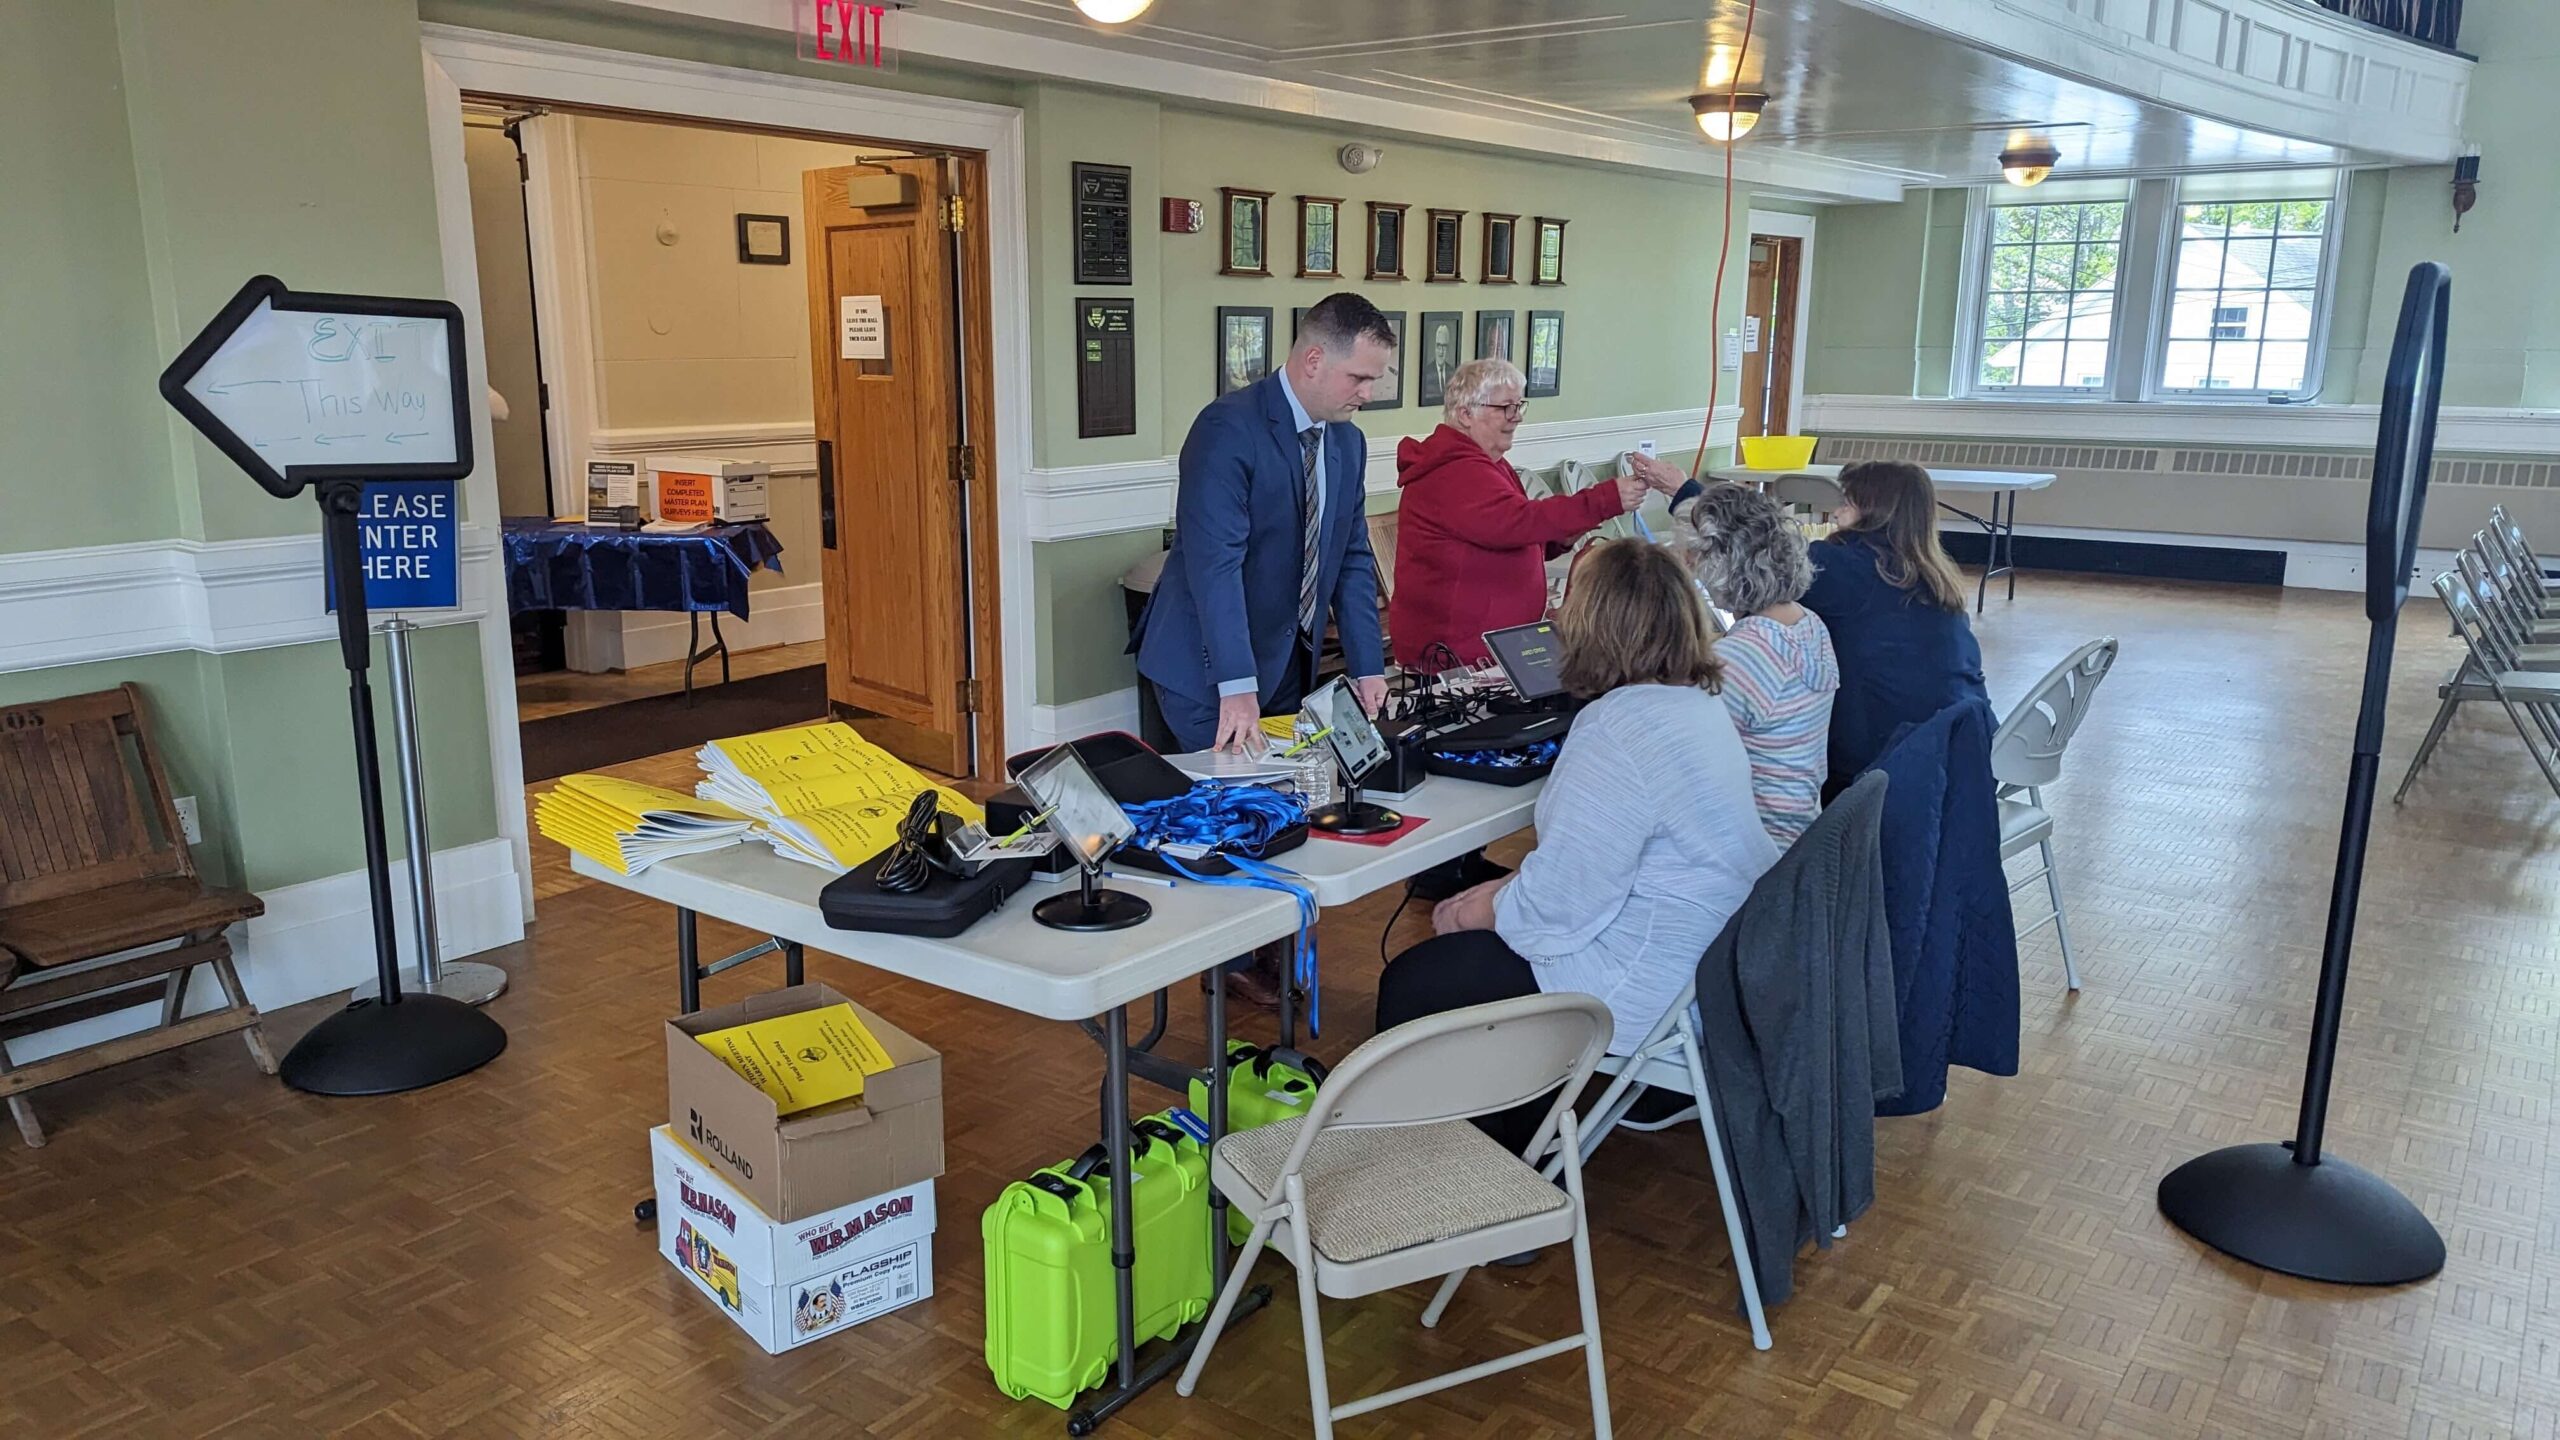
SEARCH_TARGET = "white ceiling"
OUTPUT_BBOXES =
[925,0,2363,190]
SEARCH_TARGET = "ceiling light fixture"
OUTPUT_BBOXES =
[1689,92,1767,143]
[1073,0,1153,22]
[1999,142,2062,187]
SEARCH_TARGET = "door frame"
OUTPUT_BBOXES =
[1745,210,1816,435]
[421,26,1035,903]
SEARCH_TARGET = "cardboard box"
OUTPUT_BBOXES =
[667,984,944,1221]
[648,454,772,523]
[654,1126,935,1355]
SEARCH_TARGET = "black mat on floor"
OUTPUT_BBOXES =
[519,665,828,782]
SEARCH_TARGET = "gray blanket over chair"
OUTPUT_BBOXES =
[1692,771,1901,1308]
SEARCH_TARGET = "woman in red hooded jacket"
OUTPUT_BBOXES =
[1390,358,1645,670]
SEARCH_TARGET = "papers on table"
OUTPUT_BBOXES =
[1163,749,1308,786]
[698,722,982,870]
[534,774,754,875]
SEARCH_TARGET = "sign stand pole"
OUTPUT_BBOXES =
[375,616,508,1008]
[276,482,509,1095]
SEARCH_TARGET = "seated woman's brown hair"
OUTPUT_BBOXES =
[1838,460,1969,612]
[1555,537,1723,699]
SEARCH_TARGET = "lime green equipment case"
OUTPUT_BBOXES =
[1186,1041,1329,1241]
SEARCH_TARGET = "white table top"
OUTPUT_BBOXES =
[572,846,1301,1022]
[1708,463,2056,495]
[1278,772,1543,907]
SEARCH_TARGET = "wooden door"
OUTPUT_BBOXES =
[803,159,976,776]
[1739,235,1801,438]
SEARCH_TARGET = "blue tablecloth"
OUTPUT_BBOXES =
[501,518,785,620]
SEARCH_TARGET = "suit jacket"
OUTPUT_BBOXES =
[1132,372,1384,709]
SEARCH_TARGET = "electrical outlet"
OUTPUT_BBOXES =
[174,795,203,845]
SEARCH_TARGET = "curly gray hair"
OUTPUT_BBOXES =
[1683,482,1813,616]
[1442,357,1525,423]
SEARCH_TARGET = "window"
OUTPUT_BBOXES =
[2158,197,2331,395]
[1972,194,2126,394]
[1957,171,2345,402]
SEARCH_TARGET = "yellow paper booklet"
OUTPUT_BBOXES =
[534,774,752,875]
[695,1002,897,1115]
[695,722,982,869]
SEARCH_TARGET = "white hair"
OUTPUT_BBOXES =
[1443,357,1525,423]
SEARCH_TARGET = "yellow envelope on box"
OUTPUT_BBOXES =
[694,1002,897,1115]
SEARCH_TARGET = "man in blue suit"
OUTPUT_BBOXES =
[1134,292,1396,753]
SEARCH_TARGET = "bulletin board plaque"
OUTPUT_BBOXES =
[1077,297,1137,438]
[1073,162,1134,286]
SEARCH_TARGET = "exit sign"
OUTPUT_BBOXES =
[801,0,897,69]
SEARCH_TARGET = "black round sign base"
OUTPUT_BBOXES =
[2158,1141,2444,1286]
[1310,800,1402,837]
[1034,888,1152,933]
[279,992,509,1097]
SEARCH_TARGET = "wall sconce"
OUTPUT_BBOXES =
[2452,147,2480,232]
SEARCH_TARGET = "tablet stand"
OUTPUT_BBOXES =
[1309,767,1402,837]
[1035,857,1152,932]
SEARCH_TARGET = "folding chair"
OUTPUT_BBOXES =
[2401,571,2560,800]
[1771,471,1848,517]
[2465,537,2560,663]
[1991,637,2119,993]
[1178,993,1617,1439]
[2490,505,2557,619]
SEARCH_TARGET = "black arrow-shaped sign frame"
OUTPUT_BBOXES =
[157,274,474,500]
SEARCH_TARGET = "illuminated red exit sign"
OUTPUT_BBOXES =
[801,0,896,69]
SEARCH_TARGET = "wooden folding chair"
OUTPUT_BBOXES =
[0,684,274,1147]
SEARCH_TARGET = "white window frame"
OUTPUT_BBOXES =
[1953,170,2351,405]
[1952,183,2137,401]
[2139,170,2351,404]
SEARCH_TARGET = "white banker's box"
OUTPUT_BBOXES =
[651,1125,935,1354]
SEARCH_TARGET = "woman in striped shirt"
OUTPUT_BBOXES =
[1683,483,1840,847]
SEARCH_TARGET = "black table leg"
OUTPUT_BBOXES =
[783,940,804,987]
[1206,965,1230,1297]
[2004,490,2021,601]
[677,907,700,1015]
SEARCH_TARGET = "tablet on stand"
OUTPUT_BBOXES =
[1016,745,1152,932]
[1303,677,1403,837]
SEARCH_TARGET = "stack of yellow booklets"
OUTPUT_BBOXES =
[696,722,984,870]
[534,774,755,875]
[696,1002,896,1115]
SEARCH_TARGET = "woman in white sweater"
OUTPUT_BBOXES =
[1375,538,1781,1154]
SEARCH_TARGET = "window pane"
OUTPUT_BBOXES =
[2281,200,2328,235]
[2210,343,2262,390]
[2175,238,2226,289]
[2035,206,2079,243]
[2271,236,2323,288]
[2169,294,2218,339]
[2063,342,2110,388]
[2161,340,2212,389]
[2259,342,2310,391]
[2078,242,2120,292]
[2031,244,2079,293]
[1978,341,2019,389]
[2018,340,2067,386]
[2064,300,2113,341]
[1993,207,2036,243]
[2228,202,2282,235]
[2084,203,2126,240]
[2023,290,2068,329]
[2264,290,2316,340]
[1989,244,2031,290]
[2223,236,2274,286]
[2185,202,2229,230]
[1984,292,2027,338]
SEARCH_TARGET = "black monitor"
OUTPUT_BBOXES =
[1482,621,1565,702]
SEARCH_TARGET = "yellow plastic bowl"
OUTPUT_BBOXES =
[1739,435,1819,470]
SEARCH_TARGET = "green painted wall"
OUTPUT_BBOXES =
[0,1,176,555]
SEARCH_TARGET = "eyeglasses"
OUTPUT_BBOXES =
[1469,400,1528,419]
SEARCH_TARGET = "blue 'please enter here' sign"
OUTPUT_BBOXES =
[325,480,459,611]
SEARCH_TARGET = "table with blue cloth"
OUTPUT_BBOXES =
[500,518,786,698]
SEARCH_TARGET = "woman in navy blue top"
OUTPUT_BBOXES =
[1801,461,1990,794]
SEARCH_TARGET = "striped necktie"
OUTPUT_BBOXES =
[1297,425,1322,640]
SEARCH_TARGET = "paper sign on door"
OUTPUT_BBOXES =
[840,296,886,360]
[1743,316,1762,353]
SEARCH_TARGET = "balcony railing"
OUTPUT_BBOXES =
[2312,0,2462,50]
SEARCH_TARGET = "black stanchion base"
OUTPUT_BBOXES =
[279,993,509,1097]
[2158,1141,2444,1285]
[1035,889,1153,933]
[1309,800,1401,836]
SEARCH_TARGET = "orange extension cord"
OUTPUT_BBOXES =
[1689,0,1763,481]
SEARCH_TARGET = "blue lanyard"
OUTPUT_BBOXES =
[1153,852,1324,1037]
[1123,784,1305,858]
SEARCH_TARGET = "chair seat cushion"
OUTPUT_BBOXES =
[1217,1117,1566,1264]
[0,879,263,969]
[1997,798,2053,857]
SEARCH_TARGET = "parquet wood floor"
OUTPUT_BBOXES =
[9,574,2560,1438]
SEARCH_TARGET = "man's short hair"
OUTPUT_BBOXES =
[1297,293,1398,357]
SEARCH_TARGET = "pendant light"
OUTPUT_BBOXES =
[2000,142,2062,187]
[1690,92,1767,143]
[1074,0,1154,22]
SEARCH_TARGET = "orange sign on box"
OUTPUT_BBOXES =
[656,471,717,525]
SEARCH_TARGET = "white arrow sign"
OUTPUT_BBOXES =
[160,275,471,499]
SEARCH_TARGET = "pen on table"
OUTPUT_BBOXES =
[1103,870,1177,890]
[996,807,1055,846]
[1279,727,1333,758]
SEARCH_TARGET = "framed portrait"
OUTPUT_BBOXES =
[1215,306,1273,396]
[1425,208,1466,283]
[1532,216,1569,286]
[1481,213,1518,284]
[1474,309,1516,363]
[735,213,789,265]
[1366,201,1409,282]
[1362,311,1407,411]
[1416,310,1462,408]
[1526,310,1564,398]
[1221,187,1273,277]
[1296,196,1342,279]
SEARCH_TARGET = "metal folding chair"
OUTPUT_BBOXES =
[1991,637,2119,993]
[2399,571,2560,800]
